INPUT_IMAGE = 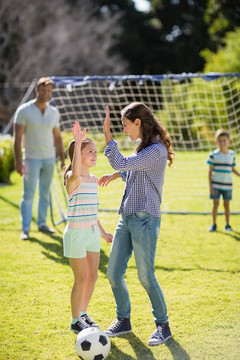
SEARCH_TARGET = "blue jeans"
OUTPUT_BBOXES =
[107,212,168,324]
[21,158,55,231]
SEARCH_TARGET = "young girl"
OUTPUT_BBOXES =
[63,121,112,334]
[99,102,175,346]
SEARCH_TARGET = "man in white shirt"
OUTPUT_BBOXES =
[14,77,65,239]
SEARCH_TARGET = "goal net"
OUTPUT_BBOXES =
[9,73,240,217]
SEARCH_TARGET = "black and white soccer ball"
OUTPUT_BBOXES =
[75,327,111,360]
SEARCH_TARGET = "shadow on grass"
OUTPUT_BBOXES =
[166,338,191,360]
[151,264,240,274]
[0,193,19,210]
[108,333,190,360]
[127,263,240,274]
[217,230,240,241]
[25,232,110,274]
[26,234,69,265]
[108,332,155,360]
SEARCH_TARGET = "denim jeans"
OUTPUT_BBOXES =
[20,158,55,231]
[107,212,168,324]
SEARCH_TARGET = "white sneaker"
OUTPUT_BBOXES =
[20,231,29,240]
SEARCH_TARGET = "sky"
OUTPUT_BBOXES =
[133,0,151,12]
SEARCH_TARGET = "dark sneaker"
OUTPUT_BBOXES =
[20,231,29,240]
[38,225,55,234]
[208,224,217,232]
[225,224,233,232]
[105,318,132,337]
[148,322,172,346]
[81,313,99,327]
[70,318,90,334]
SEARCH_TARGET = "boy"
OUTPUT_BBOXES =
[207,129,240,232]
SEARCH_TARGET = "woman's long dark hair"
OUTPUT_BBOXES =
[121,102,175,166]
[63,138,94,184]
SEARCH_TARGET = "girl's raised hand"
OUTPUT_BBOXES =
[72,121,86,145]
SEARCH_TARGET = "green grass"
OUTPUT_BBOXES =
[1,161,240,359]
[94,150,240,214]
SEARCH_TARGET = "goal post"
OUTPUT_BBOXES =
[7,73,240,217]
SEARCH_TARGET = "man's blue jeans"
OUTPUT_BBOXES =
[107,212,168,324]
[21,158,55,231]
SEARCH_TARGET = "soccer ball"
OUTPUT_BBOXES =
[75,327,111,360]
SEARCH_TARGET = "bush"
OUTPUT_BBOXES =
[0,135,15,183]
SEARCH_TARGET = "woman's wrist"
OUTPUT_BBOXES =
[104,132,113,144]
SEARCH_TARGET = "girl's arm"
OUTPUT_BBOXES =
[97,219,113,243]
[98,172,120,187]
[66,122,86,194]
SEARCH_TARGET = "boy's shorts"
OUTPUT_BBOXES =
[63,224,100,258]
[210,188,232,201]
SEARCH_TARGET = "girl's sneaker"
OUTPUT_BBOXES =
[81,313,99,327]
[70,318,89,334]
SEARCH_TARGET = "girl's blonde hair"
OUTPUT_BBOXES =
[121,102,175,166]
[63,138,95,184]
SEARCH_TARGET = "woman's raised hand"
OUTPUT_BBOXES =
[103,106,113,144]
[72,121,86,145]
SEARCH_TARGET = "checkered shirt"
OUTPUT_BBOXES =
[104,140,167,218]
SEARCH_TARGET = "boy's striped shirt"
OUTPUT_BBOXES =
[207,149,236,190]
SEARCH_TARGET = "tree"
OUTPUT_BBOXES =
[204,0,240,51]
[201,27,240,73]
[0,0,127,84]
[0,0,128,128]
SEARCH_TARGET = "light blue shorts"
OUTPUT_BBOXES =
[63,224,100,258]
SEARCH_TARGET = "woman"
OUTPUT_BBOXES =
[99,102,174,345]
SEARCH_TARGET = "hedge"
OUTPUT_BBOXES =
[0,135,15,183]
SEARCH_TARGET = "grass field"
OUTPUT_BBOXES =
[1,155,240,360]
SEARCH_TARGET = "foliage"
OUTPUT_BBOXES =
[0,170,240,359]
[204,0,240,50]
[154,76,240,150]
[0,135,14,183]
[149,0,208,73]
[201,28,240,73]
[1,0,240,86]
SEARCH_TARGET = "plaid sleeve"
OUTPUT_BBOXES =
[104,140,163,171]
[118,171,127,181]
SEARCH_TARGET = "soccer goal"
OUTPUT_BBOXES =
[8,73,240,218]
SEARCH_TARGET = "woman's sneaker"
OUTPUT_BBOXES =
[105,318,132,337]
[70,318,90,334]
[81,313,99,327]
[148,322,172,346]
